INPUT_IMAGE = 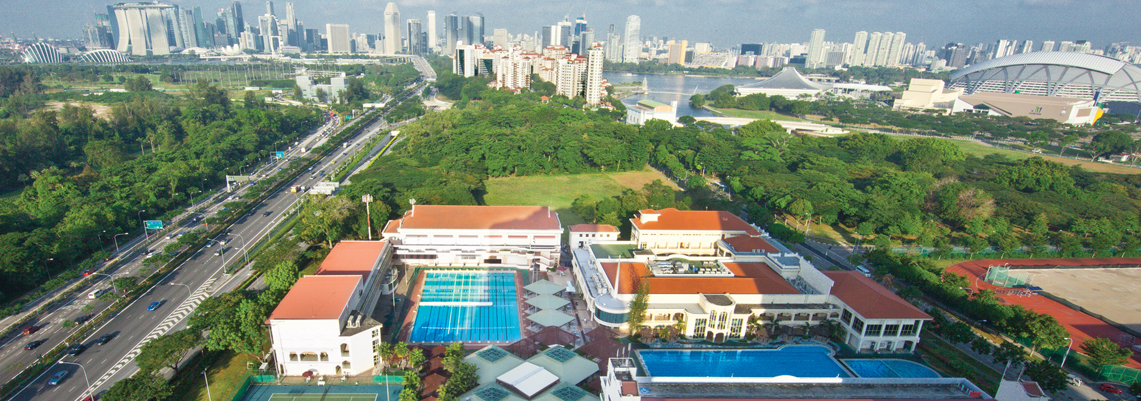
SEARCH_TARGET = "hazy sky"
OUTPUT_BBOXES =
[3,0,1139,50]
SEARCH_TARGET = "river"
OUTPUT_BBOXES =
[602,72,764,117]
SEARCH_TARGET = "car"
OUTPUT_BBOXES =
[24,340,45,350]
[1100,384,1122,394]
[147,301,161,311]
[74,315,90,324]
[65,343,86,356]
[165,233,174,240]
[263,211,272,217]
[48,370,68,385]
[22,325,39,335]
[97,334,114,345]
[205,240,214,248]
[213,250,222,256]
[82,269,95,276]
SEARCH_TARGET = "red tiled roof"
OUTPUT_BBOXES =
[397,205,561,230]
[315,241,388,282]
[1021,382,1046,398]
[570,224,619,233]
[382,218,401,234]
[632,208,760,235]
[621,381,638,396]
[722,235,780,254]
[600,262,800,295]
[824,271,931,320]
[267,276,360,321]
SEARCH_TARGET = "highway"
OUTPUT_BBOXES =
[8,108,399,400]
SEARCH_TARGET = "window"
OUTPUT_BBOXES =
[319,352,329,361]
[341,343,350,357]
[693,318,708,338]
[460,255,477,260]
[884,324,900,337]
[717,311,730,330]
[730,319,744,338]
[289,352,298,361]
[372,329,380,338]
[301,352,319,362]
[851,318,864,334]
[901,321,920,336]
[841,309,853,325]
[342,361,351,370]
[865,324,882,337]
[594,308,628,324]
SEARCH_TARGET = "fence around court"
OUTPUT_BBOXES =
[1101,365,1141,385]
[224,371,278,401]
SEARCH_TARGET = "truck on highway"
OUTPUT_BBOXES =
[291,185,305,193]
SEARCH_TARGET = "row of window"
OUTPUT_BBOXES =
[840,309,921,337]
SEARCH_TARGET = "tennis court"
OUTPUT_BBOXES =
[241,384,400,401]
[268,395,377,401]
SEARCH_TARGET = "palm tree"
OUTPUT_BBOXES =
[879,273,897,290]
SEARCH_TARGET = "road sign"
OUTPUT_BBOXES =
[275,151,285,158]
[145,220,164,230]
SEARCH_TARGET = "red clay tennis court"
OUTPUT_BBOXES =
[945,258,1141,370]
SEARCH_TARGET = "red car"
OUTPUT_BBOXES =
[82,269,95,276]
[1099,383,1122,394]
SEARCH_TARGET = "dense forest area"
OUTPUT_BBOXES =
[604,61,950,85]
[0,66,322,301]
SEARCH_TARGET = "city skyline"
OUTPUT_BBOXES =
[3,0,1141,50]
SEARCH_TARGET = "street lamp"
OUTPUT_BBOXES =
[91,272,124,294]
[1061,337,1074,368]
[57,361,91,399]
[362,194,374,240]
[203,369,213,401]
[113,232,129,253]
[227,233,249,267]
[170,282,193,298]
[138,209,149,241]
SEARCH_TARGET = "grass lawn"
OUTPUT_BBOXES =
[705,106,802,122]
[170,350,260,401]
[483,168,681,231]
[917,332,1001,394]
[948,139,1140,175]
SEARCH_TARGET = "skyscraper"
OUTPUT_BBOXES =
[265,1,274,17]
[326,23,350,54]
[285,2,297,46]
[887,32,906,66]
[444,13,461,55]
[585,46,604,105]
[851,31,867,66]
[1041,40,1055,52]
[493,28,508,47]
[113,2,175,55]
[667,40,686,65]
[806,29,826,68]
[605,24,622,62]
[426,10,437,52]
[231,1,244,36]
[467,14,484,46]
[407,19,424,54]
[622,15,640,63]
[873,32,893,66]
[862,32,881,67]
[578,28,594,55]
[383,2,401,54]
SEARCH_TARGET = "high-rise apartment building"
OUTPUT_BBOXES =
[993,39,1012,59]
[426,11,437,52]
[383,2,401,54]
[453,44,477,77]
[1041,40,1055,52]
[493,28,508,47]
[605,24,622,62]
[1018,40,1034,54]
[407,19,425,54]
[887,32,906,66]
[873,32,893,66]
[585,46,605,105]
[622,15,640,63]
[851,31,868,66]
[444,13,462,54]
[467,14,484,46]
[667,40,686,65]
[862,32,881,67]
[113,2,175,55]
[231,1,244,36]
[326,23,350,54]
[806,29,826,68]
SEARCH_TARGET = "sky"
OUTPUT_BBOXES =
[2,0,1140,50]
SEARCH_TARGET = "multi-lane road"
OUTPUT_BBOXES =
[8,103,405,400]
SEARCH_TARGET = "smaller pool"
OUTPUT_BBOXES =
[637,346,851,378]
[842,359,941,379]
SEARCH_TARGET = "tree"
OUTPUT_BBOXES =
[316,88,328,103]
[626,272,651,335]
[202,298,270,362]
[992,341,1027,368]
[102,372,173,401]
[124,76,153,92]
[689,93,705,109]
[1081,337,1134,367]
[136,329,202,374]
[1024,358,1067,393]
[787,199,814,228]
[1026,314,1069,352]
[264,260,299,292]
[298,196,357,248]
[409,347,426,371]
[970,336,993,355]
[1085,130,1132,160]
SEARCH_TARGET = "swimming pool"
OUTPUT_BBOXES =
[842,359,941,378]
[409,271,521,343]
[637,346,852,378]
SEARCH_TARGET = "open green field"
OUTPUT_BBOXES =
[705,106,802,122]
[483,169,680,229]
[948,139,1141,175]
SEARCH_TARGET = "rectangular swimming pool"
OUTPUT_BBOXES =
[637,346,852,378]
[842,359,941,378]
[409,271,521,343]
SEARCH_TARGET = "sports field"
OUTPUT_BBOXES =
[483,169,680,228]
[1019,267,1141,335]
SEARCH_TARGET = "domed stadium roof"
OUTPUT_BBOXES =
[78,49,130,64]
[22,43,63,64]
[949,51,1141,102]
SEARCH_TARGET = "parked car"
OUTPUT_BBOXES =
[97,334,114,345]
[147,301,161,311]
[24,340,45,350]
[48,371,68,385]
[65,343,86,356]
[1100,384,1122,394]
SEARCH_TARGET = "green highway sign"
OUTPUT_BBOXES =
[145,220,164,230]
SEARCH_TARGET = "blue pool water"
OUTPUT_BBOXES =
[637,346,852,378]
[409,271,521,343]
[843,359,941,378]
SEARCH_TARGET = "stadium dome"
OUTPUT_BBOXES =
[949,51,1141,103]
[78,49,129,64]
[21,43,63,64]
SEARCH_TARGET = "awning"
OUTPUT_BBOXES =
[527,309,574,328]
[525,294,570,310]
[524,279,564,295]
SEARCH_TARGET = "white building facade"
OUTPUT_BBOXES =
[382,205,563,270]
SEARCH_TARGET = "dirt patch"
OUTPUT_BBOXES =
[46,102,113,119]
[609,168,681,190]
[1020,267,1141,337]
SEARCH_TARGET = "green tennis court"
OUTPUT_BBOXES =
[267,394,378,401]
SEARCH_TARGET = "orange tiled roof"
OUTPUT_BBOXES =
[722,235,780,254]
[315,241,388,282]
[824,271,931,320]
[569,224,619,233]
[631,208,760,235]
[267,275,360,321]
[397,205,561,230]
[600,262,799,295]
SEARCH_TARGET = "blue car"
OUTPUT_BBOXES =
[48,370,67,385]
[147,301,161,311]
